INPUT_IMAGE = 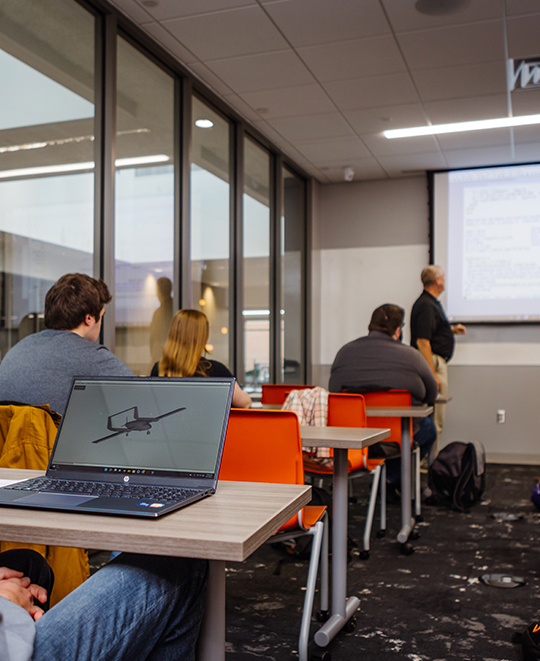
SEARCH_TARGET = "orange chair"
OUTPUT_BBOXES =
[261,384,315,405]
[219,409,328,661]
[305,393,388,559]
[363,390,422,520]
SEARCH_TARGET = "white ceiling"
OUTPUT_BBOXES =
[107,0,540,183]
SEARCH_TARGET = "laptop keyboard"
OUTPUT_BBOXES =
[6,477,201,503]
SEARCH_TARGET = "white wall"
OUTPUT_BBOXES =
[313,176,540,464]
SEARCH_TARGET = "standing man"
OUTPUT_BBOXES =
[410,266,466,449]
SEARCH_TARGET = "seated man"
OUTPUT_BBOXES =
[0,548,207,661]
[329,304,438,492]
[0,273,134,416]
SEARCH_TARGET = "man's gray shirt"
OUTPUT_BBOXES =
[328,330,438,404]
[0,598,34,661]
[0,330,134,415]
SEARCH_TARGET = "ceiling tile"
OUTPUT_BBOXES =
[362,133,440,157]
[511,89,540,115]
[135,0,256,21]
[206,51,315,93]
[220,94,263,123]
[507,14,540,59]
[413,62,507,102]
[444,145,514,168]
[382,0,502,33]
[435,128,511,150]
[324,73,420,111]
[142,23,200,64]
[377,152,448,176]
[397,21,505,70]
[268,113,355,142]
[513,141,540,162]
[295,136,372,164]
[297,36,406,83]
[189,62,235,97]
[262,0,390,47]
[506,0,540,16]
[162,6,288,61]
[344,103,428,135]
[239,85,336,119]
[108,0,154,24]
[424,94,509,124]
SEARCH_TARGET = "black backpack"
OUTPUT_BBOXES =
[427,440,486,512]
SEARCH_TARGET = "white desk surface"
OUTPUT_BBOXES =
[0,469,310,563]
[299,426,390,449]
[366,406,433,418]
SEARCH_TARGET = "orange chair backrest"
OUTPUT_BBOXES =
[219,409,304,485]
[363,390,412,449]
[326,393,368,471]
[261,384,315,405]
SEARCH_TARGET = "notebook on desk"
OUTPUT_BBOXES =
[0,376,234,518]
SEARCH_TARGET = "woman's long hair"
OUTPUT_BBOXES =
[158,309,210,377]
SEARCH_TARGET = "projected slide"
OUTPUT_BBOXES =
[434,164,540,322]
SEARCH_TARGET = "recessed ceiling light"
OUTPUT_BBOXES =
[415,0,470,16]
[194,119,214,129]
[384,113,540,139]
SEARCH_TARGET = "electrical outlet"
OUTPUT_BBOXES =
[497,409,506,424]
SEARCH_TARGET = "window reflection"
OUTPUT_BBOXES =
[114,38,175,375]
[0,0,95,357]
[281,167,306,383]
[191,97,230,367]
[243,138,270,393]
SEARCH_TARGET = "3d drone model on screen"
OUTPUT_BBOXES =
[92,406,186,444]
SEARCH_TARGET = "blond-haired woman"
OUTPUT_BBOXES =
[150,309,251,408]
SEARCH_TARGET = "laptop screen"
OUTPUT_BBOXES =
[49,377,233,479]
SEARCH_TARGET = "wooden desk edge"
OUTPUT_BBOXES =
[0,470,311,562]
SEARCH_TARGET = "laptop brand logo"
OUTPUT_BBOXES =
[124,476,130,482]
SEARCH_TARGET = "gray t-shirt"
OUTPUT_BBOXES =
[0,597,34,661]
[0,330,134,416]
[328,330,438,404]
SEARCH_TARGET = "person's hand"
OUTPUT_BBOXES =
[0,571,47,621]
[452,323,466,335]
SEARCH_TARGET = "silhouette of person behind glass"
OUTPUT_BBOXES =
[149,277,173,369]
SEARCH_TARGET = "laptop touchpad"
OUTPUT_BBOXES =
[16,493,97,506]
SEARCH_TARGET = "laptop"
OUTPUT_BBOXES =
[0,376,234,517]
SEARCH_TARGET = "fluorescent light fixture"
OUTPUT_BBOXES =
[242,309,270,316]
[384,113,540,139]
[0,154,170,180]
[194,119,214,129]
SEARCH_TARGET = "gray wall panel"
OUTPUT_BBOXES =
[317,176,429,250]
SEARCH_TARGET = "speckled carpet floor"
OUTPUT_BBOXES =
[223,463,540,661]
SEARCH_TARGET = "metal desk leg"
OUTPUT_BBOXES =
[397,417,415,544]
[196,559,225,661]
[314,448,360,648]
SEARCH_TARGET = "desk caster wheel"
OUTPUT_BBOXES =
[400,542,415,556]
[310,649,331,661]
[316,610,330,623]
[359,550,370,560]
[409,530,421,541]
[376,529,386,538]
[344,617,356,633]
[415,514,424,523]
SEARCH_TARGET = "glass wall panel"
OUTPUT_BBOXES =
[114,38,175,375]
[191,97,230,367]
[0,0,95,357]
[243,137,270,393]
[281,166,306,383]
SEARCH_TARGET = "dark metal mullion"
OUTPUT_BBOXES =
[304,178,313,385]
[231,123,245,382]
[179,77,192,309]
[270,154,283,384]
[94,12,117,350]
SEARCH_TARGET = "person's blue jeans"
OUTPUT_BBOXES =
[385,416,437,487]
[33,553,208,661]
